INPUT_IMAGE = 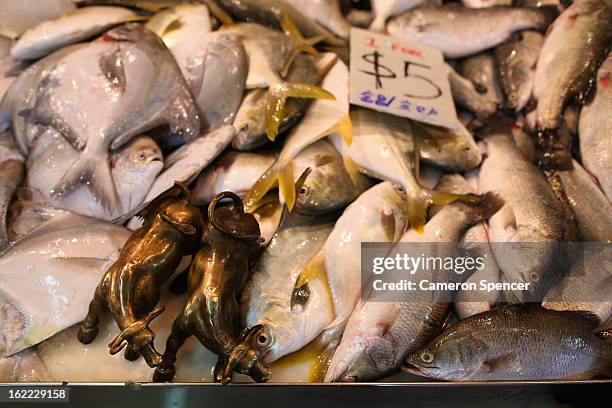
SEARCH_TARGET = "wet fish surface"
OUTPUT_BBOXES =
[405,305,612,381]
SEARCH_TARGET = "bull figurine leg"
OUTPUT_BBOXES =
[124,345,141,361]
[153,318,190,382]
[77,280,108,344]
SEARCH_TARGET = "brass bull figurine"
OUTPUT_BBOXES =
[153,192,271,383]
[77,182,204,367]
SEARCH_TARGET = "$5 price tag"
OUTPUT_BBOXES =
[349,28,458,129]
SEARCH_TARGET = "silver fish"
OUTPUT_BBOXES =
[405,305,612,381]
[447,64,499,120]
[494,31,544,112]
[579,52,612,200]
[3,24,199,214]
[478,127,565,301]
[533,0,611,167]
[387,5,553,58]
[242,208,336,363]
[554,160,612,243]
[324,175,503,382]
[147,6,247,128]
[0,204,131,357]
[26,132,163,221]
[0,0,76,40]
[459,53,504,109]
[11,6,139,60]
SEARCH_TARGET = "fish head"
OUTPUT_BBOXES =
[232,89,267,150]
[404,335,487,381]
[245,277,333,363]
[294,154,357,214]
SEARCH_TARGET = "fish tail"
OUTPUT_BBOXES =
[278,162,296,211]
[407,188,487,233]
[340,154,361,187]
[265,82,336,141]
[52,153,121,213]
[243,163,280,213]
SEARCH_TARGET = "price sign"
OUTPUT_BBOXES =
[349,28,458,129]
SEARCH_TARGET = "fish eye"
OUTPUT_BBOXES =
[239,123,249,133]
[137,152,146,161]
[395,186,405,194]
[299,186,309,196]
[255,329,271,348]
[530,272,540,282]
[420,350,435,364]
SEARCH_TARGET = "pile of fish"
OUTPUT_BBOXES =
[0,0,611,384]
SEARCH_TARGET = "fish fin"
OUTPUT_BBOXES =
[52,154,121,213]
[203,0,234,26]
[407,189,486,233]
[278,11,327,77]
[482,352,516,374]
[295,249,327,290]
[99,47,126,94]
[266,82,335,141]
[340,154,361,187]
[243,164,280,213]
[278,162,296,211]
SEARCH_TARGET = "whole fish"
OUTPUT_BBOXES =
[0,129,24,250]
[3,24,200,214]
[495,31,544,112]
[324,175,503,382]
[26,132,163,221]
[579,52,612,200]
[226,23,330,147]
[213,0,346,45]
[369,0,424,32]
[478,127,565,302]
[11,6,140,60]
[295,182,407,345]
[446,64,499,120]
[405,305,612,381]
[0,204,131,357]
[141,125,235,203]
[192,150,277,205]
[533,0,611,167]
[413,121,482,172]
[244,58,351,212]
[242,207,336,363]
[293,0,352,39]
[387,5,553,58]
[553,160,612,243]
[331,107,479,231]
[0,0,76,40]
[459,53,504,109]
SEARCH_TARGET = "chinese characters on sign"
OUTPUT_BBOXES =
[349,28,458,129]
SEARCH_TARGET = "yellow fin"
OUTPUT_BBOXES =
[341,154,361,186]
[266,82,335,141]
[243,165,279,213]
[335,115,353,146]
[278,163,296,211]
[408,189,482,233]
[295,249,327,289]
[278,11,328,77]
[145,11,180,37]
[203,0,234,26]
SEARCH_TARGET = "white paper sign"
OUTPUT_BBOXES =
[349,28,457,129]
